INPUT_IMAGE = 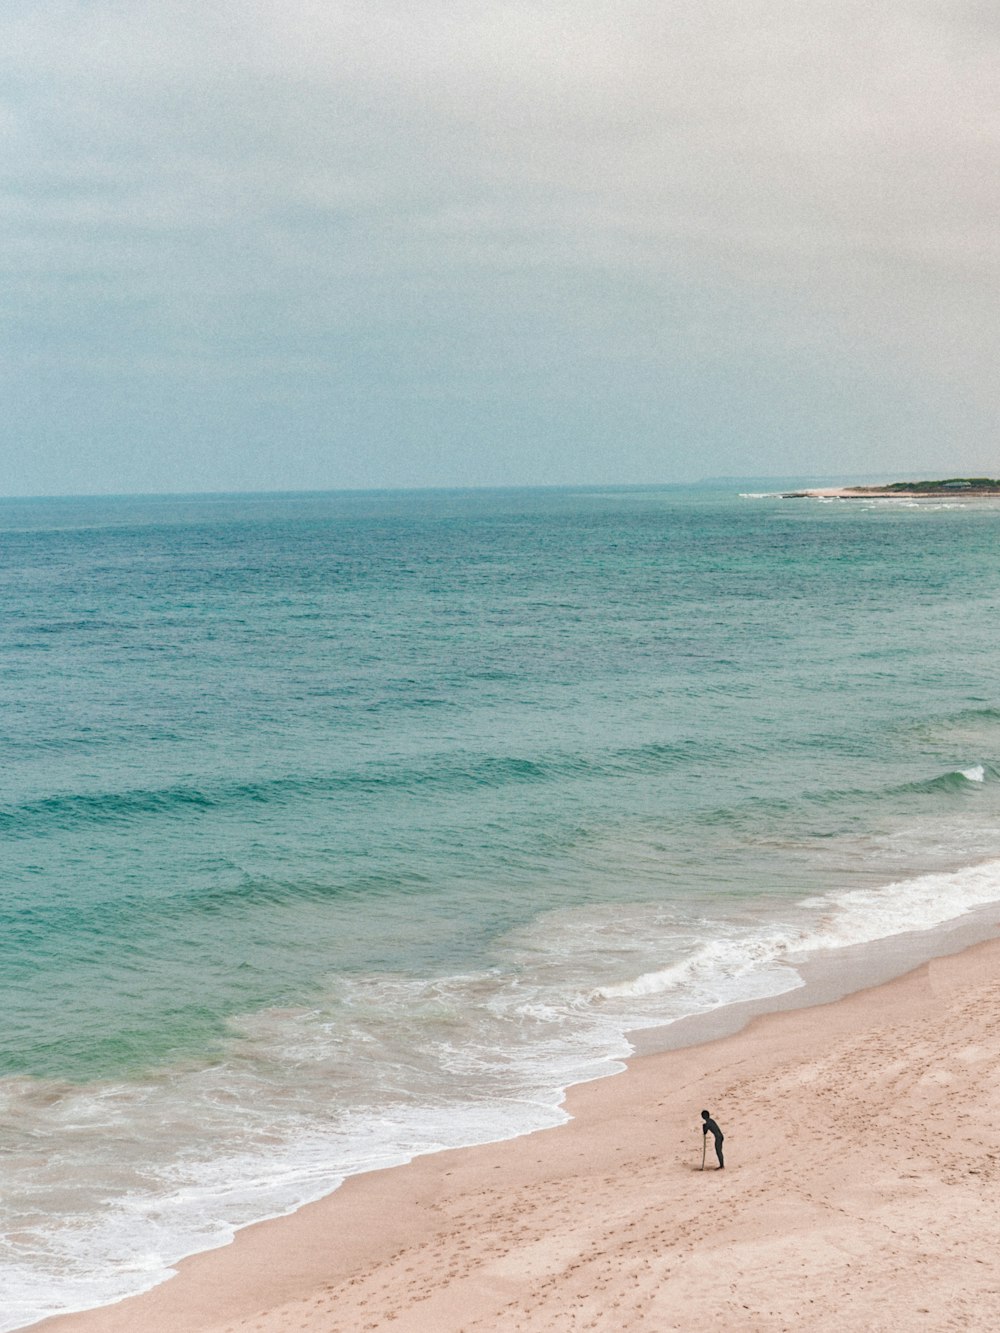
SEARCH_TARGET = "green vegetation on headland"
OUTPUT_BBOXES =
[783,478,1000,498]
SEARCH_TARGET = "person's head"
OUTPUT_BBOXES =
[701,1110,710,1121]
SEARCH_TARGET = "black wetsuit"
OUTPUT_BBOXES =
[702,1117,724,1168]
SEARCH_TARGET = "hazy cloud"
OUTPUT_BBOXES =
[2,1,998,492]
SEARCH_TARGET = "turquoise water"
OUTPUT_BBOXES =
[3,486,1000,1325]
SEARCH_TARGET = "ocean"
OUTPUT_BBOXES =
[3,485,1000,1327]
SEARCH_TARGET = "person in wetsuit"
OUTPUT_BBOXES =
[701,1109,724,1168]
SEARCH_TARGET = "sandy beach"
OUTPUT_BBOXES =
[30,931,1000,1333]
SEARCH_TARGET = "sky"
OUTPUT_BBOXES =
[2,1,998,495]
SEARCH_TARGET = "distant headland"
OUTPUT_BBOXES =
[783,478,1000,499]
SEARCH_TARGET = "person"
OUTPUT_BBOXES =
[701,1109,724,1168]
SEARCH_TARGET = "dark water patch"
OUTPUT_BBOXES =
[0,784,217,835]
[2,866,438,954]
[13,617,124,636]
[0,740,712,839]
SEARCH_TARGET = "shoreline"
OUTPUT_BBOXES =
[630,895,1000,1057]
[28,907,1000,1333]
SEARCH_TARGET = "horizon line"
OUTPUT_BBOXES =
[0,473,930,504]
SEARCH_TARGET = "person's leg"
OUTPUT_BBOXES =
[715,1137,724,1168]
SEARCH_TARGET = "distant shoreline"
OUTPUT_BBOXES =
[784,477,1000,499]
